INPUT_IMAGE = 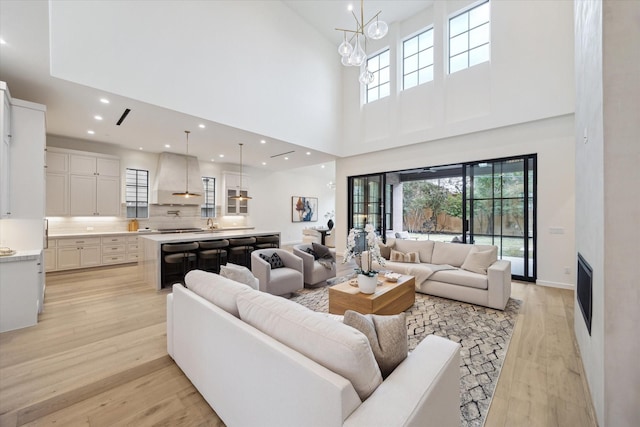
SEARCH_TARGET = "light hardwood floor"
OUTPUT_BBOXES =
[0,264,597,426]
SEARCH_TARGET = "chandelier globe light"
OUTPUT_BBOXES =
[334,0,388,83]
[172,130,200,198]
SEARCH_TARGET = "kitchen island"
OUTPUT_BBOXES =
[139,230,280,290]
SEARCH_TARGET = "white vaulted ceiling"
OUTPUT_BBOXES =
[0,0,431,169]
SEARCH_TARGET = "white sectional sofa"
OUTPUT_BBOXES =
[377,239,512,310]
[167,270,461,427]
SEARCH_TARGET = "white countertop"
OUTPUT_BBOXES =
[0,249,42,263]
[49,226,253,239]
[139,229,279,244]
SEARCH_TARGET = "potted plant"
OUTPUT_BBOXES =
[343,224,385,294]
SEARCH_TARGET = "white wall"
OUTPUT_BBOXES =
[575,1,640,425]
[48,1,342,155]
[334,115,575,288]
[341,0,574,157]
[46,135,335,243]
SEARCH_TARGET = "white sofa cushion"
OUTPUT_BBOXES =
[220,263,258,289]
[237,291,383,400]
[394,239,434,264]
[431,241,474,267]
[430,268,489,290]
[185,269,254,317]
[461,246,498,275]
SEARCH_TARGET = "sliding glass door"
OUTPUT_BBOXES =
[465,156,536,281]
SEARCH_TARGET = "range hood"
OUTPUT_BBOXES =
[151,152,204,205]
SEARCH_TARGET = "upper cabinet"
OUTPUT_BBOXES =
[223,172,250,216]
[46,148,121,217]
[0,82,12,218]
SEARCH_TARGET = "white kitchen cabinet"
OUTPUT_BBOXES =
[57,237,101,269]
[101,236,126,264]
[0,83,12,218]
[44,247,57,271]
[46,151,70,216]
[0,254,40,333]
[223,172,250,216]
[47,148,121,217]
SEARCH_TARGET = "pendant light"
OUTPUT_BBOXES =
[230,143,252,200]
[172,130,201,198]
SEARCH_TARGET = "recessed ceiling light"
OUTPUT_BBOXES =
[199,124,206,129]
[284,157,289,160]
[0,39,7,45]
[306,152,311,155]
[347,4,353,12]
[260,139,266,144]
[219,154,224,158]
[94,115,103,121]
[87,130,95,135]
[262,162,267,166]
[139,147,143,150]
[210,158,215,162]
[321,164,325,168]
[100,98,109,104]
[165,144,170,148]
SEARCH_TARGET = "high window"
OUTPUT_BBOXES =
[365,49,390,103]
[449,1,490,74]
[403,28,434,90]
[201,176,216,218]
[125,168,148,218]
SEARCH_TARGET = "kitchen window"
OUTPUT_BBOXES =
[126,168,149,218]
[201,176,216,217]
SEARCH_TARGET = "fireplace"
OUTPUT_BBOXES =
[577,253,593,335]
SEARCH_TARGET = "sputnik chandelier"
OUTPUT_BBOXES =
[335,0,389,85]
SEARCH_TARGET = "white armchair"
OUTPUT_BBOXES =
[293,243,336,287]
[251,249,304,296]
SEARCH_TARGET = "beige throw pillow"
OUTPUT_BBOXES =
[390,249,420,263]
[378,240,395,260]
[461,247,498,275]
[343,310,408,378]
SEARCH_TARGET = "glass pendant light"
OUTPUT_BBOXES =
[341,55,352,66]
[367,16,388,40]
[337,31,353,57]
[172,130,201,198]
[359,66,374,85]
[349,34,367,67]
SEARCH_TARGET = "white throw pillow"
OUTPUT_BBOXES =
[237,291,382,400]
[185,269,253,317]
[461,247,498,275]
[220,263,258,289]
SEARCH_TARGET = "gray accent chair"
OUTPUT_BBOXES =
[251,249,304,296]
[292,243,336,287]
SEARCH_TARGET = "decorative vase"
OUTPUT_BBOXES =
[327,219,334,230]
[357,274,377,294]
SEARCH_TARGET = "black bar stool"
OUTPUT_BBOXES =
[198,239,229,273]
[162,242,199,287]
[228,237,256,268]
[254,235,280,249]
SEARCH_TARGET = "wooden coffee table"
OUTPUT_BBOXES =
[328,275,415,315]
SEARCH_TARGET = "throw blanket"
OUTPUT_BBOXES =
[405,263,458,288]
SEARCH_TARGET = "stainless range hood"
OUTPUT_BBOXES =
[151,152,204,205]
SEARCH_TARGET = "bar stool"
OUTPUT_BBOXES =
[198,240,229,273]
[254,235,280,250]
[228,237,256,268]
[162,242,199,287]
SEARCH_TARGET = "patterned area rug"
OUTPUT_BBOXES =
[290,286,521,427]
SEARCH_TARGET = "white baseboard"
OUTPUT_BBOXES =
[536,280,575,290]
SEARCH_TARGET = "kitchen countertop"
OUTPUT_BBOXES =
[139,229,276,244]
[0,249,42,263]
[49,226,254,239]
